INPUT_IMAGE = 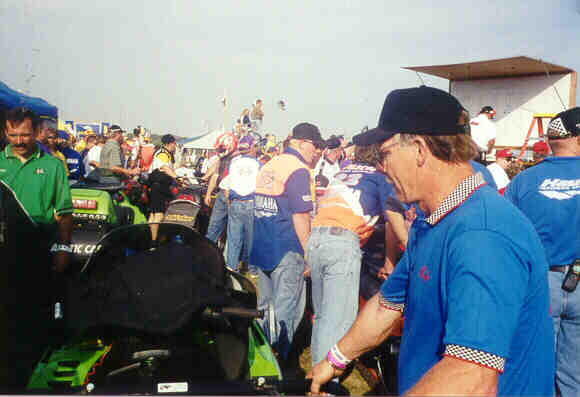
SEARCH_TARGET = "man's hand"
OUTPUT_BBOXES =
[303,262,311,278]
[204,193,213,207]
[307,360,342,395]
[378,260,394,280]
[52,251,69,273]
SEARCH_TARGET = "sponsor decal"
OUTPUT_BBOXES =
[35,168,45,174]
[157,382,188,393]
[72,212,108,221]
[538,178,580,200]
[165,214,195,222]
[71,243,97,255]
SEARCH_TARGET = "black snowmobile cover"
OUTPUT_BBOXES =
[67,223,232,335]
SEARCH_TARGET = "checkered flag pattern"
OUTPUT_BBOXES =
[444,344,505,373]
[427,173,485,225]
[379,294,405,313]
[547,117,569,138]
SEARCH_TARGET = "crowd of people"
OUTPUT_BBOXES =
[0,87,579,395]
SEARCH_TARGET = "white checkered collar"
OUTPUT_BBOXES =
[425,172,486,226]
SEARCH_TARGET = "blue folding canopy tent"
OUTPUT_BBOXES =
[0,80,58,120]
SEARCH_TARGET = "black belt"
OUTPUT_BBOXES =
[550,265,569,273]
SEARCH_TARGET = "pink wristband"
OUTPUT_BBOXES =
[327,350,347,370]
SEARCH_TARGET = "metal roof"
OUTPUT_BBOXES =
[404,56,575,81]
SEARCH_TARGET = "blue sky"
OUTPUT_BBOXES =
[1,0,579,138]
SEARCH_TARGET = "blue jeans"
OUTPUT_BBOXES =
[257,251,306,361]
[306,226,361,365]
[206,190,228,243]
[226,199,254,271]
[549,270,580,396]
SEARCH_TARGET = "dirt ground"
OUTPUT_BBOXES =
[248,274,379,396]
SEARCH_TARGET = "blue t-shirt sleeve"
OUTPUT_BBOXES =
[443,230,528,360]
[285,168,313,214]
[380,248,410,305]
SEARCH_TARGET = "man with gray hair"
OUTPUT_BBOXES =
[505,107,580,396]
[308,86,554,396]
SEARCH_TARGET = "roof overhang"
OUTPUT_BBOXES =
[404,56,575,81]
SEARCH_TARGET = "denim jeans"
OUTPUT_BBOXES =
[257,251,306,361]
[306,226,361,365]
[549,270,580,396]
[226,199,254,271]
[205,190,228,243]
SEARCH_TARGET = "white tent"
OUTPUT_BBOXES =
[181,129,223,150]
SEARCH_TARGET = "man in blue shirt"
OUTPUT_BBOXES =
[57,130,85,182]
[505,107,580,396]
[251,122,324,362]
[309,86,554,396]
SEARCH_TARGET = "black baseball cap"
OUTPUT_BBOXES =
[325,137,342,150]
[547,107,580,139]
[353,86,468,146]
[291,122,325,148]
[162,134,176,145]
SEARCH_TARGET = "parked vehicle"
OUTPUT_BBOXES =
[68,171,148,270]
[27,223,283,394]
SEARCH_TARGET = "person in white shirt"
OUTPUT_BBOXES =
[470,106,497,163]
[84,136,104,177]
[313,137,342,190]
[486,148,513,191]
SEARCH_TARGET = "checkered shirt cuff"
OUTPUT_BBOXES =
[444,344,505,373]
[378,294,405,313]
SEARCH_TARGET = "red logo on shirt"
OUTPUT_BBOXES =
[419,266,431,281]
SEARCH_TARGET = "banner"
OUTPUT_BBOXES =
[76,122,101,136]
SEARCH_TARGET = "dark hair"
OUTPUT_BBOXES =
[354,143,382,166]
[133,128,141,136]
[4,107,40,131]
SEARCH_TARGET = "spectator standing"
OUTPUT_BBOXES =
[313,137,341,191]
[148,134,178,240]
[307,143,400,368]
[486,148,513,191]
[84,135,104,176]
[532,140,551,162]
[99,125,140,178]
[470,105,497,163]
[58,130,85,182]
[0,107,73,388]
[505,107,580,396]
[251,122,323,362]
[251,99,264,132]
[204,131,237,244]
[241,108,251,130]
[226,135,260,273]
[36,118,56,155]
[45,129,69,176]
[309,86,554,396]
